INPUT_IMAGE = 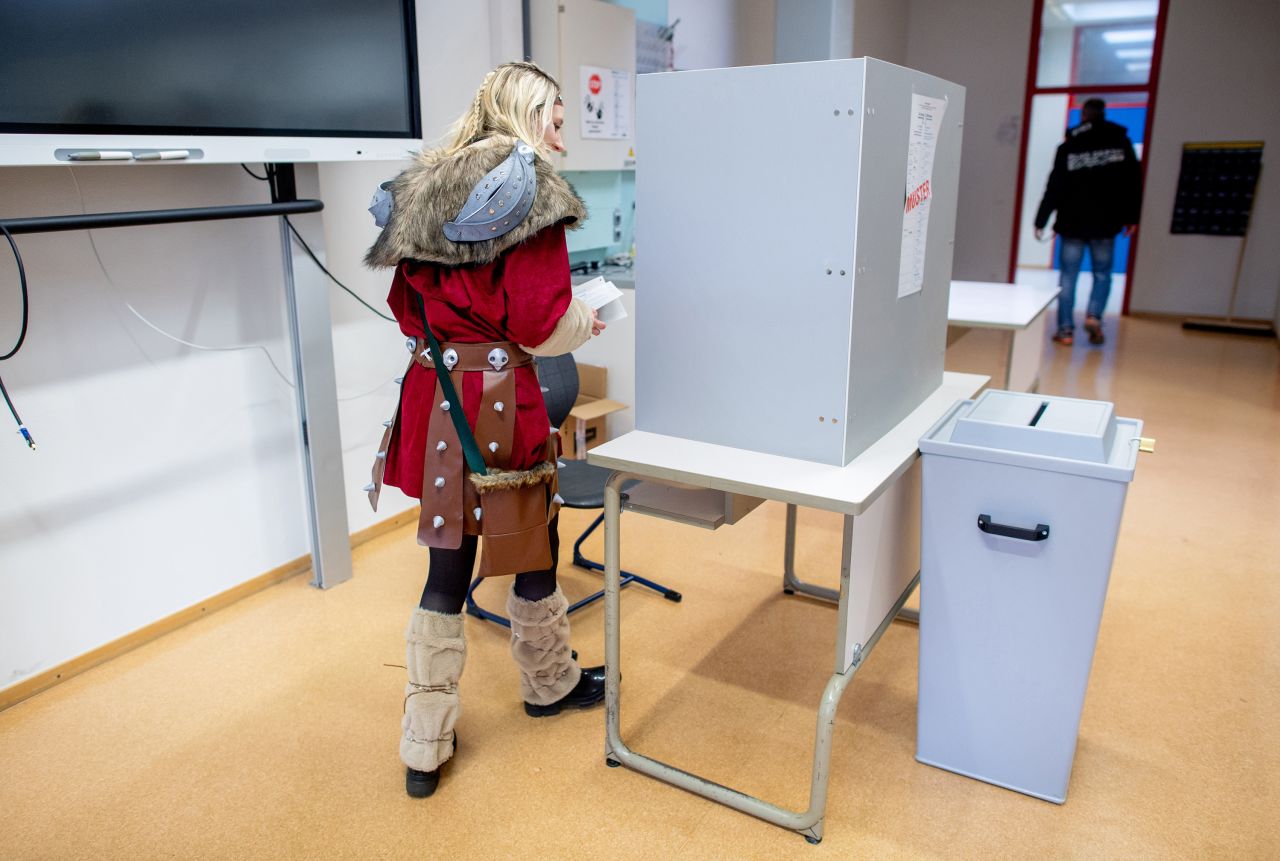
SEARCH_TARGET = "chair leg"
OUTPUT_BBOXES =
[573,512,682,603]
[465,575,512,628]
[570,513,605,568]
[466,510,683,627]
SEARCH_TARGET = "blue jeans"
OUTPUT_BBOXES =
[1057,237,1114,333]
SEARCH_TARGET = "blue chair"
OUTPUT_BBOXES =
[465,353,681,627]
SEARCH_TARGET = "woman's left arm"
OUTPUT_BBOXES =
[502,224,586,352]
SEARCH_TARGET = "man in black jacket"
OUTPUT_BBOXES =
[1034,98,1142,345]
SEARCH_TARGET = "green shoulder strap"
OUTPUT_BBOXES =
[414,292,488,476]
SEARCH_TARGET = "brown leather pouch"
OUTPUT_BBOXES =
[471,461,557,578]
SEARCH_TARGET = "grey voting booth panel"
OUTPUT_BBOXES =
[635,59,965,465]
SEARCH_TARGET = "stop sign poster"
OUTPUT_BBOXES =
[580,65,632,140]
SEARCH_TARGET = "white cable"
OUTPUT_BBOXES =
[337,378,393,403]
[65,167,402,403]
[67,167,297,389]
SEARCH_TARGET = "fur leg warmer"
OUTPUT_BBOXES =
[506,586,582,706]
[401,609,465,773]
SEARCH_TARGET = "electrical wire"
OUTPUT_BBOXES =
[241,163,397,325]
[68,167,401,403]
[0,222,36,448]
[1,223,29,361]
[65,167,298,390]
[282,216,396,323]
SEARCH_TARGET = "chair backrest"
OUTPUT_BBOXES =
[534,353,579,429]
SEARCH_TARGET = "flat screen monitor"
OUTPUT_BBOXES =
[0,0,422,165]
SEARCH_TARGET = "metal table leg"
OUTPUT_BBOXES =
[783,502,919,624]
[279,217,352,589]
[783,503,839,602]
[604,473,918,843]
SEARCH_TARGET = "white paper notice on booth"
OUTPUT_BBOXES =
[898,93,947,298]
[572,276,629,324]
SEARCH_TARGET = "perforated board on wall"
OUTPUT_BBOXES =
[1170,141,1263,236]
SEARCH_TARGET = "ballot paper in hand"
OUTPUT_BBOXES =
[572,276,629,325]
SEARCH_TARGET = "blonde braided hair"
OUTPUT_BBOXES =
[443,62,562,159]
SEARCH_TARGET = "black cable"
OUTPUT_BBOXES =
[283,216,395,322]
[244,166,392,324]
[0,222,35,448]
[1,224,28,361]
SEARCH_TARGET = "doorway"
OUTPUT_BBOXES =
[1009,0,1169,317]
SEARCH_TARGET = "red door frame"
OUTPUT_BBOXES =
[1006,0,1171,316]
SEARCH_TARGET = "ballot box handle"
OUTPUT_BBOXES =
[977,514,1050,542]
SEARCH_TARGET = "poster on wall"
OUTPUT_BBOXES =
[580,65,632,140]
[898,93,947,298]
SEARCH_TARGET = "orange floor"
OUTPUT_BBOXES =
[1,315,1277,859]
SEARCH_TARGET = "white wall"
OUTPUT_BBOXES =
[736,0,779,67]
[0,165,315,690]
[852,0,908,66]
[774,0,853,63]
[1129,0,1280,318]
[903,0,1032,284]
[668,0,775,69]
[0,0,521,695]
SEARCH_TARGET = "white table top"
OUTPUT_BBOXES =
[948,280,1060,330]
[587,372,987,516]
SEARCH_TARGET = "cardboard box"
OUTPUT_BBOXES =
[560,363,627,459]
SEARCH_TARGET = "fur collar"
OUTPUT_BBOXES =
[364,135,586,268]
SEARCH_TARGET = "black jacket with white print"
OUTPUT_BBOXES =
[1034,118,1142,239]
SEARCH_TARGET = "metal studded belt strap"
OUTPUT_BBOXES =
[412,340,533,374]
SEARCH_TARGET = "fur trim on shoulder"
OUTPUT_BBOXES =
[365,135,586,269]
[468,460,557,494]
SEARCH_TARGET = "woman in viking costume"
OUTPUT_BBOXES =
[363,62,606,799]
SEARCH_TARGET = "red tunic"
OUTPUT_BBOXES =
[381,224,571,499]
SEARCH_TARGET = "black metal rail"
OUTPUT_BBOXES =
[0,199,323,235]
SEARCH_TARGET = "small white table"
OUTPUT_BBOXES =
[588,372,987,844]
[947,280,1060,392]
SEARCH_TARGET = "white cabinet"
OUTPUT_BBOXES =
[529,0,636,172]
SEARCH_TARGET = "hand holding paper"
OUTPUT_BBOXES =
[572,276,629,326]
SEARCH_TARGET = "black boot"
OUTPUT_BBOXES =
[524,665,606,717]
[405,733,457,798]
[406,766,440,798]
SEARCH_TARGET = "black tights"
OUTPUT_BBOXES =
[418,515,560,613]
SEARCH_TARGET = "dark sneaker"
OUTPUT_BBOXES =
[1084,317,1105,344]
[1052,329,1074,346]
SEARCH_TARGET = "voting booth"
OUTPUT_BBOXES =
[635,58,966,465]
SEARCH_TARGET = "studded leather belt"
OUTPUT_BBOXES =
[409,337,533,374]
[367,337,550,553]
